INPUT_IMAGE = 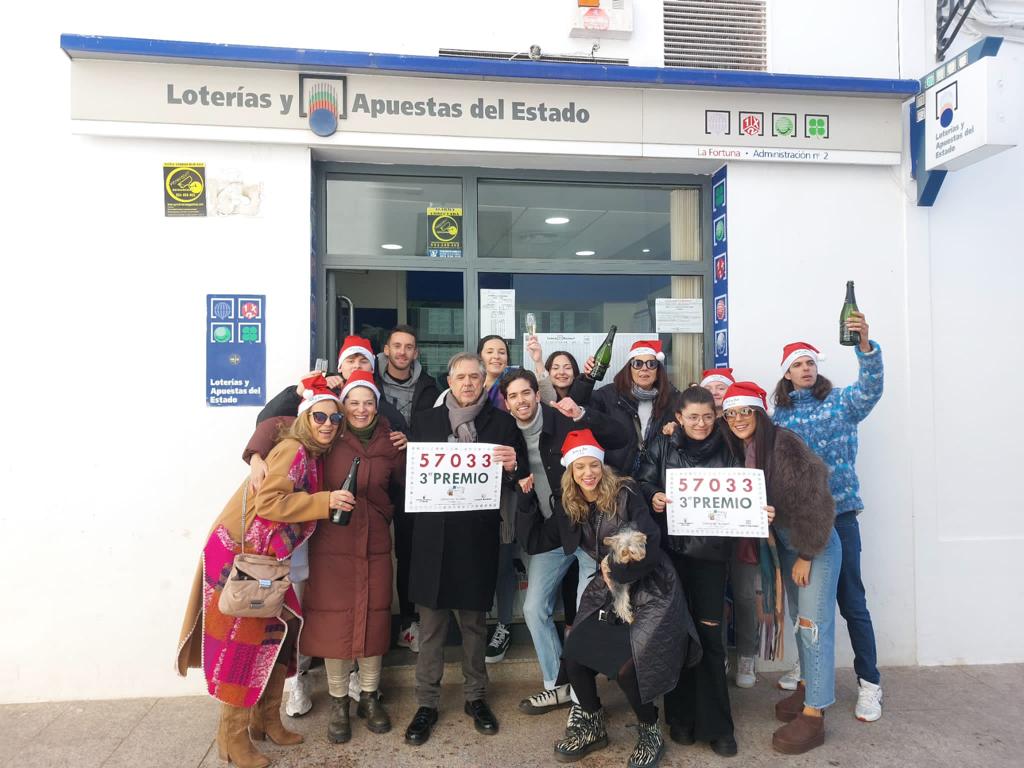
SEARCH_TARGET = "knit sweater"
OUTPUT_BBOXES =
[772,341,883,514]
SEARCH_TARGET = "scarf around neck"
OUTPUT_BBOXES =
[446,390,486,442]
[346,416,378,446]
[632,384,659,402]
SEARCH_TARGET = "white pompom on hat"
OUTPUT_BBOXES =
[560,429,606,468]
[779,341,825,373]
[627,339,665,362]
[337,335,376,371]
[297,373,342,415]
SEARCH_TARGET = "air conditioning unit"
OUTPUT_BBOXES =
[570,0,634,40]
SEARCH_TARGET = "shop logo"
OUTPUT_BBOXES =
[715,330,728,357]
[713,215,726,245]
[211,324,233,343]
[299,75,348,137]
[805,114,829,139]
[239,299,262,320]
[705,110,731,136]
[739,112,763,137]
[714,254,727,282]
[936,81,958,128]
[715,296,728,322]
[772,113,796,137]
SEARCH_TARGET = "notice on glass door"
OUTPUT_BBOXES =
[480,289,515,339]
[655,298,704,333]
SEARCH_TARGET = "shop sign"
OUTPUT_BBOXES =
[207,294,265,407]
[164,162,206,216]
[427,206,463,258]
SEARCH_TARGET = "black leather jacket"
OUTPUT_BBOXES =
[636,424,738,561]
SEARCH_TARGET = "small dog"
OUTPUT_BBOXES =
[601,527,647,624]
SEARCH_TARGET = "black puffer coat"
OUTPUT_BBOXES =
[635,425,738,561]
[518,482,701,703]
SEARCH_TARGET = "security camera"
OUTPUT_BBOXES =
[529,44,542,60]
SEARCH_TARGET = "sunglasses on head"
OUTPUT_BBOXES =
[310,411,343,426]
[630,359,660,370]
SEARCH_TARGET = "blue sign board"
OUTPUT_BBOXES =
[206,294,266,406]
[711,167,730,368]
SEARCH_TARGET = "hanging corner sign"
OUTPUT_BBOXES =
[206,294,266,407]
[405,442,502,511]
[427,206,463,258]
[665,467,768,538]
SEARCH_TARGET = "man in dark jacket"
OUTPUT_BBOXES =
[404,353,528,747]
[498,368,631,716]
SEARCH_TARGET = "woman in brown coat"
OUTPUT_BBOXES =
[245,370,405,745]
[176,376,346,768]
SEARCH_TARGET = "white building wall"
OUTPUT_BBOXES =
[2,1,1021,703]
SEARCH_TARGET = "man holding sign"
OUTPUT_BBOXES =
[403,353,527,747]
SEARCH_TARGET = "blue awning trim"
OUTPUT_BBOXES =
[60,33,919,97]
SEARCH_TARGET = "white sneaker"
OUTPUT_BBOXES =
[778,660,801,691]
[284,672,312,717]
[519,684,572,715]
[855,679,883,722]
[398,621,421,653]
[735,655,756,688]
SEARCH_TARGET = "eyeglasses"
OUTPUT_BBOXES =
[310,411,343,425]
[630,359,660,370]
[723,407,756,421]
[681,415,716,425]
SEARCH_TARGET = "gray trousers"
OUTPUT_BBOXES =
[415,605,488,708]
[726,549,760,657]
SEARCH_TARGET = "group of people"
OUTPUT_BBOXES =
[176,309,885,767]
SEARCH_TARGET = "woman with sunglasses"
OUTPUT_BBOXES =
[243,371,405,745]
[637,385,761,757]
[177,375,345,768]
[578,340,678,478]
[718,382,841,755]
[518,429,698,768]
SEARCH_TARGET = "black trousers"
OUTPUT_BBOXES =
[663,553,735,741]
[392,500,417,622]
[566,656,658,724]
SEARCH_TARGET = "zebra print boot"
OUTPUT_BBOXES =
[628,721,665,768]
[554,705,608,762]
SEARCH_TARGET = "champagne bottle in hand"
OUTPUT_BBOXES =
[839,281,860,347]
[330,457,360,526]
[586,325,617,382]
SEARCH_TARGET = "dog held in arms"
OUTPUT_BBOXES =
[602,526,647,624]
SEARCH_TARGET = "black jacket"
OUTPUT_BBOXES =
[257,383,410,435]
[407,399,528,611]
[636,425,738,561]
[374,359,441,430]
[524,403,633,509]
[570,377,678,478]
[517,483,700,703]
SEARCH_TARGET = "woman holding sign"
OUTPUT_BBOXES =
[719,382,841,756]
[242,371,404,745]
[518,429,699,768]
[636,385,743,757]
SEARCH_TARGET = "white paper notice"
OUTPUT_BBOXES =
[655,298,704,333]
[480,289,515,339]
[665,468,768,538]
[405,442,503,512]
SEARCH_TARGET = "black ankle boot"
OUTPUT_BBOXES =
[554,705,608,762]
[357,690,391,734]
[326,695,351,744]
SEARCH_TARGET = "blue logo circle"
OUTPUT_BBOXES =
[310,108,338,137]
[940,108,954,128]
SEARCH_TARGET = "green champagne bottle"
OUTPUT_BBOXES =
[587,325,617,381]
[839,281,860,347]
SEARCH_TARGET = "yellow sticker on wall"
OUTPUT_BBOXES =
[164,163,207,217]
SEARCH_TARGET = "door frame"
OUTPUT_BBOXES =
[313,163,714,366]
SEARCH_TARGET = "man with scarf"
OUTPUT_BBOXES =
[498,368,630,716]
[403,353,528,747]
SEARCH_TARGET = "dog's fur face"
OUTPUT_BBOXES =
[603,528,646,564]
[601,527,647,624]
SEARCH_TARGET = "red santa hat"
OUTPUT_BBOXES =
[722,381,768,412]
[340,369,381,403]
[337,335,376,371]
[297,373,342,415]
[779,341,825,373]
[627,339,665,362]
[700,367,735,388]
[560,429,606,468]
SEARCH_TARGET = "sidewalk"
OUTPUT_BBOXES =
[3,661,1021,768]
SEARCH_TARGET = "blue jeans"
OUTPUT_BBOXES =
[834,511,880,684]
[777,526,841,710]
[523,547,597,688]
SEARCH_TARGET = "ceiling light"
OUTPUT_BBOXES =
[642,248,651,253]
[381,243,403,250]
[545,216,571,225]
[576,250,595,256]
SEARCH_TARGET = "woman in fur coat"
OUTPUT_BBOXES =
[720,382,841,757]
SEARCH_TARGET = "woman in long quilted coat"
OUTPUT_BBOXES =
[518,429,700,768]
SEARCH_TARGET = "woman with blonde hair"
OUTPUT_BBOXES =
[518,430,699,768]
[176,375,347,768]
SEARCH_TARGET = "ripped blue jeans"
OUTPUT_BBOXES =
[775,526,842,710]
